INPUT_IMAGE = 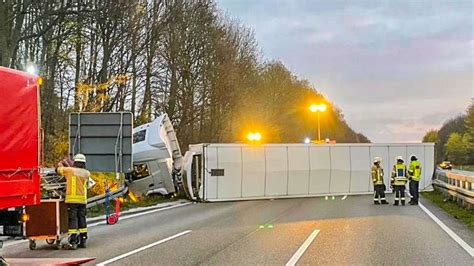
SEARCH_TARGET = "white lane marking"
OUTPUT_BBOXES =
[3,239,27,247]
[88,202,192,227]
[2,203,192,249]
[286,229,320,266]
[341,195,348,200]
[97,230,192,265]
[418,203,474,257]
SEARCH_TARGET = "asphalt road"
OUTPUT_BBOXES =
[1,195,473,265]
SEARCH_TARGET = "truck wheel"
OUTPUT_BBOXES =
[29,240,36,250]
[46,239,55,245]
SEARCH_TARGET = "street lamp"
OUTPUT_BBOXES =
[309,103,327,142]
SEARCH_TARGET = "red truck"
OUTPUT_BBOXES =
[0,66,42,239]
[0,67,95,264]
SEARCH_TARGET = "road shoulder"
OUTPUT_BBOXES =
[419,195,474,247]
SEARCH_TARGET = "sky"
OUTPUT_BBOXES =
[217,0,473,142]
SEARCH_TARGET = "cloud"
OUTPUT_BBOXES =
[217,0,473,142]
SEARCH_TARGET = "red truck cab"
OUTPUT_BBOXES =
[0,66,42,237]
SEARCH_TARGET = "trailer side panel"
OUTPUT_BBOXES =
[0,67,40,209]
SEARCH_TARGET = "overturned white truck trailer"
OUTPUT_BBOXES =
[181,143,435,202]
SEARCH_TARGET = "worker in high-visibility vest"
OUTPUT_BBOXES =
[56,154,90,249]
[391,156,408,206]
[408,155,422,205]
[371,157,388,204]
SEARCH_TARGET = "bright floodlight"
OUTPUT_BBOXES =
[247,132,255,141]
[318,104,327,112]
[26,64,37,75]
[309,103,327,112]
[304,137,311,144]
[254,132,262,141]
[247,132,262,142]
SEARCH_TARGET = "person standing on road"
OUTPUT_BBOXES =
[408,155,422,205]
[391,156,408,206]
[371,157,388,205]
[56,154,90,249]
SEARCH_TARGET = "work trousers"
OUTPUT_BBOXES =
[67,203,87,239]
[393,185,406,205]
[409,180,419,203]
[373,184,386,202]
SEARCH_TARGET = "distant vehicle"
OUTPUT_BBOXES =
[439,161,453,170]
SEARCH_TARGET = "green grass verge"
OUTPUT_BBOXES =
[421,190,474,231]
[453,165,474,171]
[87,194,179,218]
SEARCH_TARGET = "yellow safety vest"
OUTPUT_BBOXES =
[371,165,384,185]
[409,160,422,182]
[391,164,408,186]
[57,167,90,204]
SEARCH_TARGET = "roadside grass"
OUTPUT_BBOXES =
[87,194,180,218]
[421,190,474,231]
[453,165,474,171]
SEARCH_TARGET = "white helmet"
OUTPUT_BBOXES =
[373,157,382,163]
[395,155,404,161]
[73,153,86,163]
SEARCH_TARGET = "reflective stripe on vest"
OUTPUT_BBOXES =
[58,167,89,204]
[393,164,407,185]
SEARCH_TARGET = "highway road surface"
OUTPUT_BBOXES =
[1,195,473,265]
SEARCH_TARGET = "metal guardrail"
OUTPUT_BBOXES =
[86,186,128,209]
[433,168,474,207]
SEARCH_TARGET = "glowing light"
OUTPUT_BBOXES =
[20,213,29,223]
[309,103,327,113]
[304,137,311,144]
[318,104,327,112]
[37,77,43,86]
[247,132,262,142]
[247,133,255,141]
[26,64,37,75]
[254,132,262,141]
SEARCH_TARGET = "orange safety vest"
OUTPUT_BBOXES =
[57,167,90,204]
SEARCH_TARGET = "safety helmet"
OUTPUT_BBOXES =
[395,155,404,162]
[73,153,86,163]
[373,157,382,163]
[410,155,417,161]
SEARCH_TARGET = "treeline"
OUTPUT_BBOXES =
[423,104,474,165]
[0,0,369,164]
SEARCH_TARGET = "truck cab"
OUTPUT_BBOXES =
[127,114,183,197]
